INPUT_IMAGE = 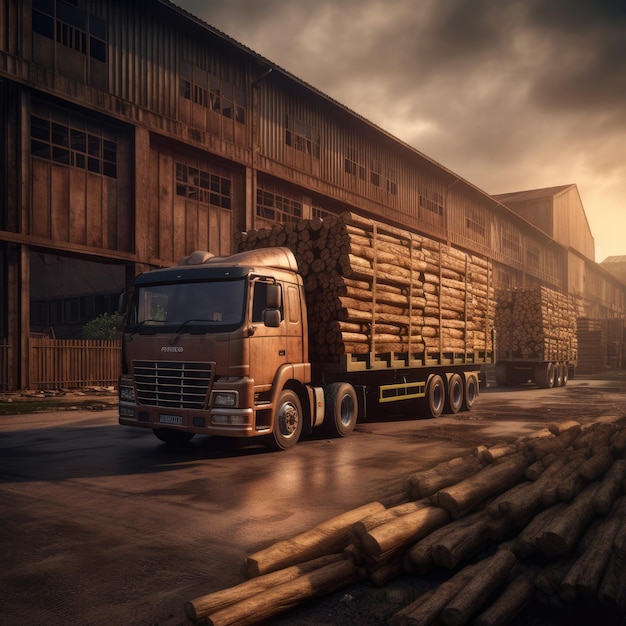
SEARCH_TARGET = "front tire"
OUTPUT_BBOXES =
[323,382,358,437]
[266,389,302,451]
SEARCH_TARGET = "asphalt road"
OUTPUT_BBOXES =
[1,373,625,626]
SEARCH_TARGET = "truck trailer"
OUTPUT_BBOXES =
[118,212,495,449]
[494,286,578,388]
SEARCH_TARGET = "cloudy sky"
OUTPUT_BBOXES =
[174,0,625,262]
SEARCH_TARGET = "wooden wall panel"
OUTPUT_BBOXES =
[86,173,103,248]
[69,169,87,245]
[158,151,174,262]
[31,160,50,238]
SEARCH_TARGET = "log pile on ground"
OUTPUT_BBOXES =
[185,417,626,625]
[495,286,578,361]
[236,212,494,359]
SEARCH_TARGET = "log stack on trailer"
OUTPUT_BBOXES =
[494,286,578,388]
[237,211,495,363]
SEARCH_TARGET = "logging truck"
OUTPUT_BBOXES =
[118,213,494,449]
[494,286,578,389]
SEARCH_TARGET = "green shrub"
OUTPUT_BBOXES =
[81,313,121,340]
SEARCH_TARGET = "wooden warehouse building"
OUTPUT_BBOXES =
[1,0,625,391]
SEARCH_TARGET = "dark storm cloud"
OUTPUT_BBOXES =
[172,0,626,259]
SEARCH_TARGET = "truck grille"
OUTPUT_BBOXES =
[133,360,213,409]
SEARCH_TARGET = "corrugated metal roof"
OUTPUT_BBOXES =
[602,256,626,264]
[493,184,576,204]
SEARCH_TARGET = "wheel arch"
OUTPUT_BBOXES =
[270,364,313,433]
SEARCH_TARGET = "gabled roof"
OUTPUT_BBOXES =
[493,184,576,204]
[602,255,626,264]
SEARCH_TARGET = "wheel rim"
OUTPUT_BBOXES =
[429,375,445,417]
[278,400,299,438]
[466,377,478,406]
[450,376,463,411]
[339,394,355,427]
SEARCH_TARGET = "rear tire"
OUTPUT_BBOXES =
[463,374,479,410]
[426,374,445,418]
[446,373,464,414]
[266,388,302,451]
[535,362,555,389]
[561,363,569,386]
[153,429,195,445]
[323,382,358,437]
[554,362,564,387]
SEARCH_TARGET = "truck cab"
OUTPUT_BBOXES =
[118,248,315,449]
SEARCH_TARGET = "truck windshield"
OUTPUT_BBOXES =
[127,278,246,334]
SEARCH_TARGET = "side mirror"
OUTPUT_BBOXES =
[117,289,131,331]
[263,309,281,328]
[266,284,281,309]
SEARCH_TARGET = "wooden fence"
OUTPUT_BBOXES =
[29,338,122,390]
[0,339,9,392]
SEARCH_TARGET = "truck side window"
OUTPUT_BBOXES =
[252,281,283,323]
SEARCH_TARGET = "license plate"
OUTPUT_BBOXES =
[159,414,183,425]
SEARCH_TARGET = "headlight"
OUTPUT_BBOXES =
[120,387,135,402]
[212,391,238,407]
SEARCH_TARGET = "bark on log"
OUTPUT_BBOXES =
[440,549,517,626]
[405,511,485,574]
[241,502,385,578]
[598,551,626,613]
[473,567,538,626]
[592,459,626,515]
[185,554,344,621]
[538,483,599,559]
[206,558,359,626]
[560,497,626,601]
[359,506,450,559]
[404,454,485,500]
[390,563,481,626]
[433,453,530,518]
[350,500,430,547]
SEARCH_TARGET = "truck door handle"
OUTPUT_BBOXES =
[279,350,286,356]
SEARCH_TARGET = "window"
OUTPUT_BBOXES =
[32,0,106,63]
[175,163,232,209]
[501,223,522,261]
[180,75,246,124]
[526,243,541,269]
[344,145,365,180]
[312,206,333,220]
[285,115,320,158]
[418,182,445,227]
[256,188,302,223]
[465,207,486,239]
[31,115,117,178]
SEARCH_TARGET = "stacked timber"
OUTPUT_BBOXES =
[576,318,607,375]
[185,418,626,625]
[237,212,495,360]
[495,286,578,361]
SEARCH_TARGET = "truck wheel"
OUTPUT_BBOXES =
[561,363,569,386]
[535,363,555,389]
[554,362,564,387]
[153,429,195,445]
[446,373,464,414]
[463,374,479,410]
[323,382,358,437]
[426,375,445,418]
[267,389,302,451]
[494,363,509,386]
